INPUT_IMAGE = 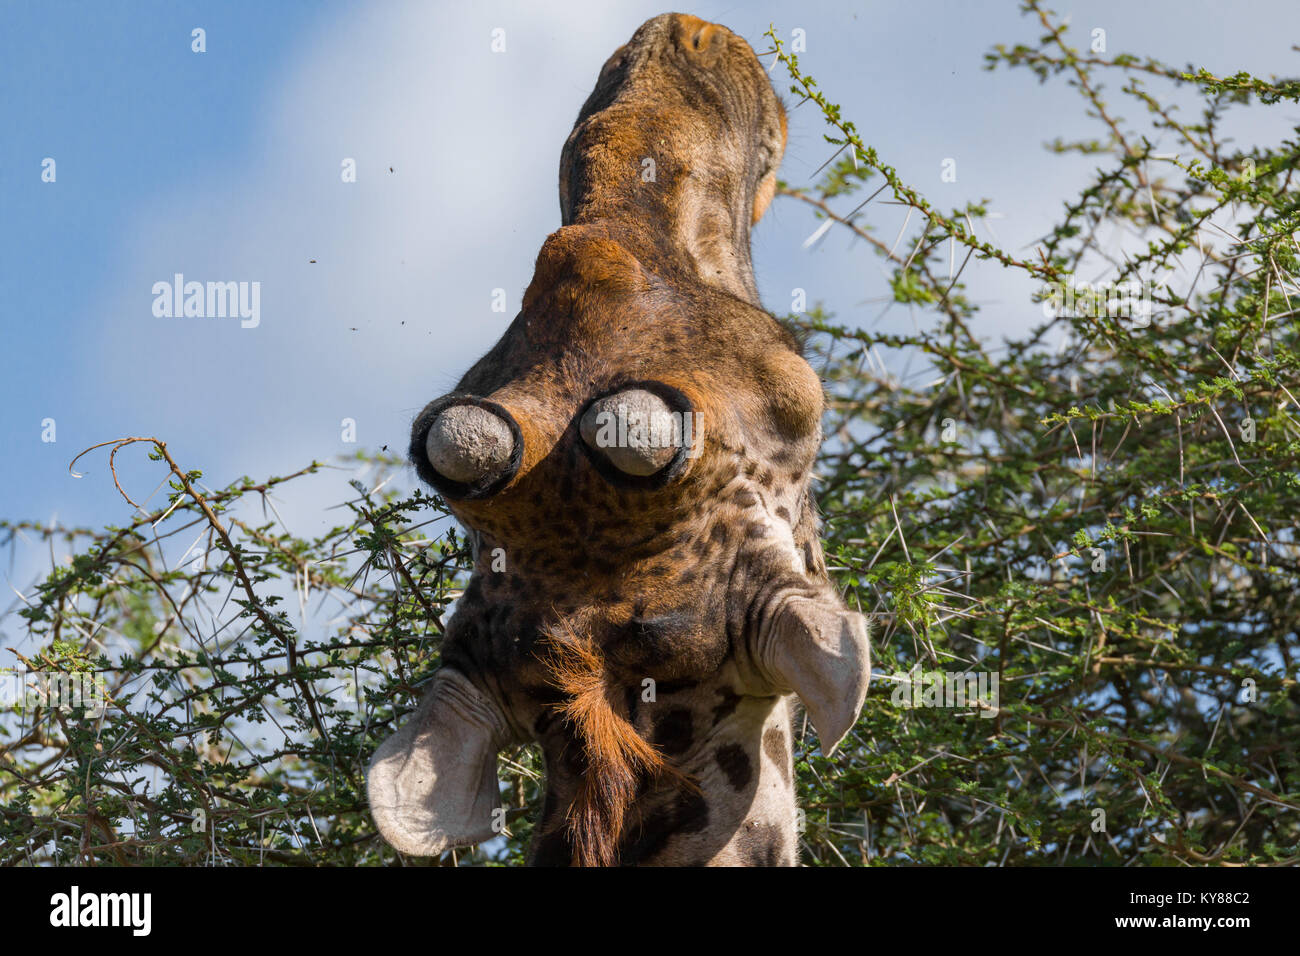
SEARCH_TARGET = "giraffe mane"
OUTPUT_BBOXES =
[542,616,694,866]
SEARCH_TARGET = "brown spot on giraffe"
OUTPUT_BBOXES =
[367,12,870,867]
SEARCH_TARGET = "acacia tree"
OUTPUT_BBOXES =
[2,2,1297,865]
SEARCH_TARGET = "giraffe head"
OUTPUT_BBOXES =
[368,12,870,866]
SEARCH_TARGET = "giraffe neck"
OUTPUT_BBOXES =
[560,140,762,307]
[555,16,779,309]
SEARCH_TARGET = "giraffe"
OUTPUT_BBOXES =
[368,12,871,866]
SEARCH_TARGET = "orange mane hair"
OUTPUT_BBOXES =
[542,617,694,866]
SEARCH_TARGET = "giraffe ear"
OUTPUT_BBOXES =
[367,669,507,856]
[761,594,871,755]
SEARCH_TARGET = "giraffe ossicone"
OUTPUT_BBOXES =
[580,388,685,475]
[369,11,871,866]
[425,403,516,484]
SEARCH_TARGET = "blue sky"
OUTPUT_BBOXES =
[2,0,1297,594]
